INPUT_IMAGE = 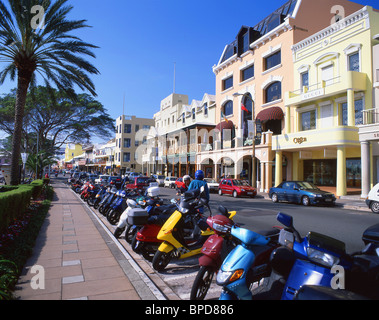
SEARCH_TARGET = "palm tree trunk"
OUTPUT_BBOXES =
[10,70,32,185]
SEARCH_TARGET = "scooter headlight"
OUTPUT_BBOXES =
[216,269,244,285]
[306,247,339,268]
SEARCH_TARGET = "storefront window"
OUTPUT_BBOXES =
[346,158,361,188]
[341,99,363,126]
[301,110,316,131]
[304,159,336,186]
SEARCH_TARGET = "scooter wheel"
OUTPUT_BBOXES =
[114,227,125,239]
[125,225,138,243]
[152,250,172,272]
[93,202,99,210]
[107,209,120,225]
[190,266,215,300]
[131,233,143,253]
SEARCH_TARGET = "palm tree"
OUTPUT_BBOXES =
[25,151,57,179]
[0,0,99,185]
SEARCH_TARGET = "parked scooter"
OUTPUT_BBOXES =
[151,187,214,272]
[88,185,107,208]
[262,213,379,300]
[98,186,118,215]
[190,205,237,300]
[106,189,128,225]
[216,223,281,300]
[131,202,177,261]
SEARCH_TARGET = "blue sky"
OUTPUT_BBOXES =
[0,0,378,142]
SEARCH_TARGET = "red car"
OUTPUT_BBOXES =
[218,179,257,198]
[125,177,155,191]
[175,177,185,189]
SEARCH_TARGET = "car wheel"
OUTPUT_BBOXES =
[370,201,379,214]
[302,196,310,206]
[218,189,223,196]
[271,193,278,203]
[233,190,238,198]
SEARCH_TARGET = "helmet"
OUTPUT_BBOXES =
[195,170,204,180]
[183,175,191,181]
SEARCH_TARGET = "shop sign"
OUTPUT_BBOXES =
[301,88,325,101]
[293,137,308,144]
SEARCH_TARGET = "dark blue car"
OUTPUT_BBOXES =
[269,181,336,206]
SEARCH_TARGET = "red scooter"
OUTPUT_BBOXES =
[190,205,281,300]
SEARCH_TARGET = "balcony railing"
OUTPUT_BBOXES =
[362,108,379,126]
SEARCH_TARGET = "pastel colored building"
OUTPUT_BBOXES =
[272,5,379,196]
[64,143,83,163]
[197,0,364,191]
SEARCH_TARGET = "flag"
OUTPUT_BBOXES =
[221,111,229,123]
[241,103,249,113]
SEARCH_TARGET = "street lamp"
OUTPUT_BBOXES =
[232,92,256,188]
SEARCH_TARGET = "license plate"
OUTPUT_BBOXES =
[325,199,332,202]
[247,192,253,195]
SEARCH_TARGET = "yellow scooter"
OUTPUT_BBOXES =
[152,187,213,272]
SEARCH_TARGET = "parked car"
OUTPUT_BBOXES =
[269,181,336,206]
[365,183,379,213]
[152,174,165,186]
[218,179,257,198]
[95,174,109,184]
[204,178,219,193]
[164,176,177,188]
[125,177,155,191]
[107,176,123,189]
[129,172,141,179]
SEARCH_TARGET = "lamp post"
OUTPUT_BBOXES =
[233,92,256,188]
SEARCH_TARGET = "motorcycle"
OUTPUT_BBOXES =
[151,187,214,272]
[106,189,128,225]
[98,186,118,215]
[88,185,107,208]
[131,201,177,261]
[190,205,237,300]
[216,223,281,300]
[263,213,379,300]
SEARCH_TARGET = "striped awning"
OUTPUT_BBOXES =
[256,107,284,121]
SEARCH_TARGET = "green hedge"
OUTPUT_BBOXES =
[0,180,45,233]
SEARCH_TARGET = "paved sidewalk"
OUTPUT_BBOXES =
[14,180,163,300]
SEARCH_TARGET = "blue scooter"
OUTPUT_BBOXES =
[106,189,128,225]
[266,213,379,300]
[216,225,280,300]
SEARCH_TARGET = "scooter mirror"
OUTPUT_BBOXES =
[218,206,229,217]
[277,212,294,229]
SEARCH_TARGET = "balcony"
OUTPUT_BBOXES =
[286,71,368,106]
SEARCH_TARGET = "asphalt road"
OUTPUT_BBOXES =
[159,187,379,254]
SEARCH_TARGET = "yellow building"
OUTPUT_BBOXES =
[272,5,379,196]
[65,143,83,163]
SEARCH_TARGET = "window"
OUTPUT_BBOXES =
[265,81,281,103]
[192,108,195,120]
[301,72,309,92]
[242,94,253,143]
[124,124,131,133]
[223,100,233,117]
[203,103,208,116]
[124,138,131,148]
[135,124,139,132]
[123,153,131,162]
[348,53,360,72]
[321,65,334,86]
[222,76,233,91]
[264,51,281,71]
[241,65,254,82]
[182,113,185,124]
[301,110,316,131]
[341,99,364,126]
[242,32,250,54]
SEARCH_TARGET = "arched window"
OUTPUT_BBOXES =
[242,94,253,143]
[223,100,233,117]
[265,81,281,103]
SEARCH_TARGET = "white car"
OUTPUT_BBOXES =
[154,175,165,186]
[164,177,177,188]
[95,175,110,184]
[366,183,379,214]
[204,178,219,193]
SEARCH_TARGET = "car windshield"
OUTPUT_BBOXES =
[297,182,319,190]
[205,178,217,183]
[158,175,165,179]
[170,177,176,181]
[232,180,249,186]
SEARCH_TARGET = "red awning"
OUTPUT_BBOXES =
[216,120,234,131]
[256,107,284,121]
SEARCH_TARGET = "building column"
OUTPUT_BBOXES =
[292,152,299,181]
[361,141,371,198]
[265,161,273,193]
[260,162,266,192]
[275,151,283,187]
[285,106,291,134]
[337,146,347,197]
[347,89,355,126]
